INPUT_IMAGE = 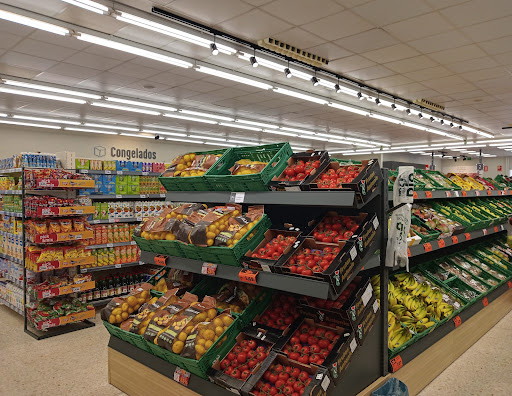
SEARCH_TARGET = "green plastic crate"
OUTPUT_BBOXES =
[158,149,228,192]
[206,143,293,191]
[388,170,426,192]
[441,277,482,305]
[144,313,243,379]
[103,321,152,353]
[423,170,462,190]
[411,216,440,243]
[180,214,271,266]
[133,236,185,258]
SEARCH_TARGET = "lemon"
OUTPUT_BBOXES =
[213,318,223,328]
[203,329,215,340]
[197,338,206,346]
[215,326,224,336]
[195,344,206,355]
[204,340,213,349]
[207,308,217,319]
[222,316,233,326]
[178,332,188,342]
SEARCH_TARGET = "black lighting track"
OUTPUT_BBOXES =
[152,6,468,125]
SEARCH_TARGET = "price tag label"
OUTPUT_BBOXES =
[201,262,217,275]
[464,233,471,240]
[154,255,168,266]
[81,169,88,174]
[349,246,357,260]
[93,220,100,224]
[494,226,499,232]
[413,191,418,199]
[239,269,258,284]
[462,191,467,197]
[483,228,488,236]
[390,356,403,373]
[115,264,122,269]
[453,315,462,328]
[130,241,136,245]
[407,248,411,257]
[72,287,81,292]
[451,235,459,244]
[487,190,492,196]
[159,194,166,198]
[438,239,446,248]
[116,195,122,199]
[501,224,505,231]
[424,242,432,252]
[453,191,459,197]
[425,191,433,198]
[349,338,357,353]
[108,218,115,223]
[142,172,149,176]
[173,368,190,386]
[140,195,147,198]
[117,171,123,175]
[81,268,87,273]
[445,191,451,197]
[507,281,511,289]
[105,170,111,175]
[482,297,489,307]
[234,192,245,203]
[107,243,114,248]
[475,190,481,196]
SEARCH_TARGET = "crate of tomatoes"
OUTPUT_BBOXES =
[310,159,381,203]
[269,151,330,191]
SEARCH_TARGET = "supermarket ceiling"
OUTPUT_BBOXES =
[0,0,512,156]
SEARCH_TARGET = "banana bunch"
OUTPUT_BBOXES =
[401,316,435,333]
[388,311,400,333]
[388,327,412,350]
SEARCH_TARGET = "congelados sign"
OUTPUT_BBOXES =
[111,147,157,160]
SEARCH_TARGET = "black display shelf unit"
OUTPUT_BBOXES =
[87,194,166,200]
[0,210,22,217]
[132,166,389,395]
[389,281,512,372]
[80,261,148,273]
[92,218,141,224]
[86,241,137,250]
[78,169,161,176]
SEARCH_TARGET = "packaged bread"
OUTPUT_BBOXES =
[101,283,153,325]
[129,289,180,335]
[144,293,198,343]
[214,206,264,247]
[156,296,217,354]
[181,311,235,360]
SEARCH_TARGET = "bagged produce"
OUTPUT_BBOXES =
[229,159,268,175]
[144,293,198,343]
[156,296,217,354]
[101,283,153,325]
[129,289,180,335]
[181,311,235,360]
[213,281,261,313]
[214,206,263,247]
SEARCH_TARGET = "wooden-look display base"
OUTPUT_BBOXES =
[358,288,512,396]
[108,289,512,396]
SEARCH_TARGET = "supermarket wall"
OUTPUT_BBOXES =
[0,126,199,162]
[441,157,510,178]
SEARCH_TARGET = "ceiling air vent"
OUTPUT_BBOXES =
[414,98,445,112]
[258,38,328,67]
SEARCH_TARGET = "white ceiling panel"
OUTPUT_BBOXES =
[440,0,512,28]
[351,0,432,26]
[334,29,398,54]
[169,0,253,25]
[262,0,344,25]
[384,55,438,74]
[302,10,373,41]
[384,12,454,42]
[362,44,420,64]
[407,30,471,54]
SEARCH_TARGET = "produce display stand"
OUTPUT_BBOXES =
[107,166,389,396]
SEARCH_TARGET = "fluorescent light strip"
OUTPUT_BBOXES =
[370,114,403,125]
[115,11,236,54]
[342,151,373,156]
[445,144,486,149]
[342,136,390,147]
[85,123,139,131]
[329,150,355,154]
[65,127,118,135]
[0,113,7,117]
[120,133,155,139]
[0,119,60,129]
[204,141,238,147]
[91,102,160,115]
[377,150,406,154]
[273,88,328,105]
[62,0,109,14]
[237,119,278,129]
[3,80,101,99]
[479,139,512,145]
[163,113,217,124]
[0,9,70,35]
[179,110,233,121]
[0,86,86,104]
[262,129,297,137]
[219,122,260,131]
[497,146,512,149]
[228,139,259,145]
[77,33,193,68]
[426,128,464,140]
[280,127,316,136]
[328,102,370,116]
[141,130,187,137]
[291,147,311,151]
[237,52,286,72]
[328,139,374,148]
[196,66,273,90]
[165,137,203,144]
[188,134,226,141]
[462,125,494,138]
[12,115,81,125]
[393,145,432,150]
[106,97,177,112]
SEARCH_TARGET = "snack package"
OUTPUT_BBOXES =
[49,220,61,233]
[73,218,84,232]
[59,219,72,233]
[181,311,235,360]
[214,206,264,247]
[34,220,48,234]
[101,283,153,325]
[156,296,216,354]
[144,293,198,343]
[129,289,180,335]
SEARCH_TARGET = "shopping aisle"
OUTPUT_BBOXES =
[419,309,512,396]
[0,305,123,396]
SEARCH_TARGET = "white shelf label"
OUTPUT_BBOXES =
[140,195,147,198]
[350,338,357,353]
[93,220,100,224]
[142,172,149,176]
[350,246,357,261]
[234,192,245,203]
[107,243,114,248]
[105,170,111,175]
[72,287,81,292]
[372,299,379,313]
[373,217,379,229]
[261,264,271,272]
[81,268,87,273]
[361,284,373,306]
[117,171,123,175]
[159,194,166,198]
[115,264,121,268]
[321,375,330,391]
[116,195,122,199]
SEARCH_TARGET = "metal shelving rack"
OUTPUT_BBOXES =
[110,167,390,396]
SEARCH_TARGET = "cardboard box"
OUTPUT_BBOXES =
[327,332,357,383]
[354,299,380,346]
[208,330,279,394]
[117,175,130,185]
[269,150,330,191]
[75,158,89,170]
[240,351,332,396]
[102,175,116,186]
[127,184,140,195]
[115,184,128,195]
[349,213,379,260]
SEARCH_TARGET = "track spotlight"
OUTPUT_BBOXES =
[311,76,319,86]
[284,67,292,78]
[430,117,435,122]
[405,109,411,115]
[391,104,397,111]
[375,98,381,106]
[250,56,258,67]
[154,135,160,140]
[418,113,423,119]
[357,92,364,100]
[210,43,219,55]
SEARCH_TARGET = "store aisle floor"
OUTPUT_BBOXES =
[418,309,512,396]
[1,305,511,396]
[0,306,123,396]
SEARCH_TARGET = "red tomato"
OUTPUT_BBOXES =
[318,339,330,349]
[248,359,258,369]
[291,367,301,378]
[221,359,230,370]
[269,373,278,383]
[231,368,241,379]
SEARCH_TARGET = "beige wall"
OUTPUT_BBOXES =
[441,157,509,178]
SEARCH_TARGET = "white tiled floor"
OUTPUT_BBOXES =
[0,304,511,396]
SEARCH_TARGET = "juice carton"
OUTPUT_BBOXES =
[95,226,102,245]
[93,202,100,220]
[100,202,108,220]
[115,247,121,264]
[101,226,108,244]
[120,245,127,263]
[75,158,90,170]
[113,225,120,243]
[108,202,116,220]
